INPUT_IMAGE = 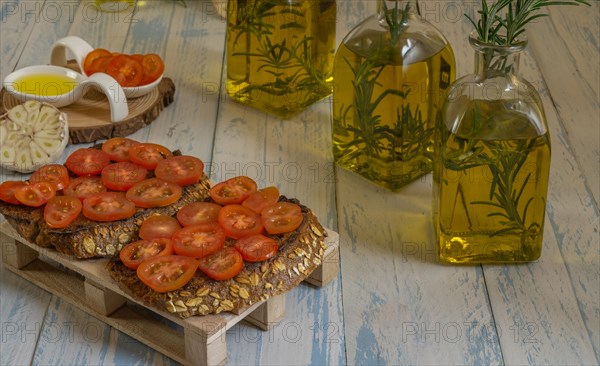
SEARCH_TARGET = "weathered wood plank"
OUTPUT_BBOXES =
[334,1,502,364]
[209,0,344,362]
[527,3,600,203]
[0,0,46,78]
[0,234,52,366]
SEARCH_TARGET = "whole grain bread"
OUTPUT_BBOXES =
[0,176,211,258]
[107,198,327,318]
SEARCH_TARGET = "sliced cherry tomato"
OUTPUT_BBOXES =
[139,214,181,240]
[261,202,303,235]
[83,48,111,75]
[64,176,107,201]
[242,186,280,214]
[137,255,198,293]
[106,55,144,87]
[101,161,148,191]
[66,148,111,176]
[29,164,70,191]
[154,155,204,187]
[128,143,173,170]
[209,176,257,205]
[102,137,140,162]
[140,54,165,85]
[125,178,182,208]
[0,181,27,204]
[234,234,279,262]
[14,182,56,207]
[82,192,136,222]
[43,196,82,229]
[119,238,173,270]
[130,54,145,63]
[172,223,226,258]
[217,204,263,239]
[176,202,221,226]
[88,55,114,75]
[198,247,243,281]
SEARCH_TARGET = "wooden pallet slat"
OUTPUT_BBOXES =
[0,222,339,366]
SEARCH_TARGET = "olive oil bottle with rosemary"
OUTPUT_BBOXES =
[332,0,455,190]
[226,0,336,118]
[435,0,589,264]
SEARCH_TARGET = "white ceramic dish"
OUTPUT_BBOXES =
[50,36,163,99]
[3,65,129,122]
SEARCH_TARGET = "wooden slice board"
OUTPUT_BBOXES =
[0,221,340,366]
[0,65,175,144]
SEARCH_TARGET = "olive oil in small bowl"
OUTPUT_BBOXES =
[3,65,129,121]
[13,73,80,97]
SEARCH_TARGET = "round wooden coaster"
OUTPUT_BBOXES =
[1,77,175,144]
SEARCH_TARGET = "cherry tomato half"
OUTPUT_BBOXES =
[140,54,165,85]
[29,164,70,191]
[101,161,148,191]
[0,181,27,204]
[155,155,204,187]
[64,176,107,201]
[176,202,221,226]
[234,234,278,262]
[172,222,226,259]
[128,143,173,170]
[102,137,140,162]
[137,255,198,293]
[125,178,182,208]
[88,55,114,75]
[106,55,144,87]
[83,48,111,75]
[82,192,136,222]
[261,202,303,235]
[198,247,244,281]
[43,195,82,229]
[209,176,257,205]
[14,182,56,207]
[217,204,263,239]
[242,186,280,214]
[66,148,111,176]
[139,214,181,240]
[120,238,173,270]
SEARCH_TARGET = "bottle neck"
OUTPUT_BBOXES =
[469,33,527,79]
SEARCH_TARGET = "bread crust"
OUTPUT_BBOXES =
[107,198,327,318]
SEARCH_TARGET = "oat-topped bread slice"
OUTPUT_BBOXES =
[0,176,211,258]
[107,198,327,318]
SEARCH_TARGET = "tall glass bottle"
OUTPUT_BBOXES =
[332,0,455,191]
[434,32,551,264]
[226,0,336,118]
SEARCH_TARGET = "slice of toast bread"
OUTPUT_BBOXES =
[0,176,211,258]
[107,198,327,318]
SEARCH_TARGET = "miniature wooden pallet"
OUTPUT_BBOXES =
[0,221,339,366]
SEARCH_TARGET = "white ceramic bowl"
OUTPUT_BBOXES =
[3,65,129,122]
[50,36,163,99]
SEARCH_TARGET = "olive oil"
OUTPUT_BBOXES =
[14,74,78,96]
[435,100,551,263]
[226,0,336,118]
[332,28,454,190]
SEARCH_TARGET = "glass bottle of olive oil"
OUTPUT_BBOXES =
[226,0,336,118]
[434,33,551,264]
[332,0,455,190]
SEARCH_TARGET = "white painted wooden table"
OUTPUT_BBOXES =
[1,0,598,365]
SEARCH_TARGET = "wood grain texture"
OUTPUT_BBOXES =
[526,3,600,204]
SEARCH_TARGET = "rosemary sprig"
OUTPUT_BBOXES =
[466,0,590,45]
